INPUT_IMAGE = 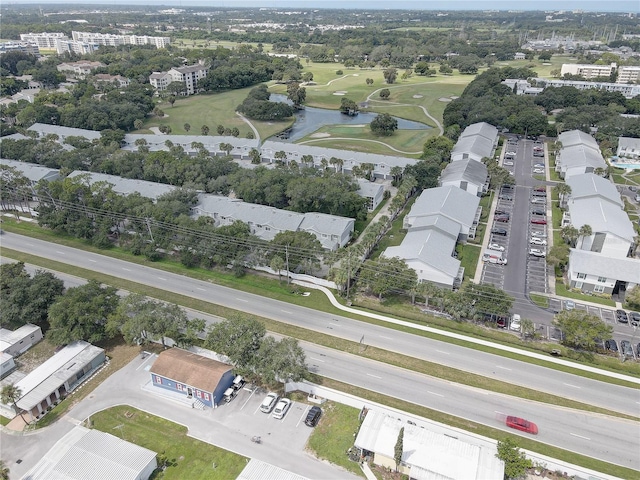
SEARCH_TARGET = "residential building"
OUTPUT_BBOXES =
[531,78,640,99]
[67,171,177,202]
[0,159,61,185]
[354,409,504,479]
[149,64,208,95]
[617,137,640,160]
[72,31,170,49]
[123,133,259,157]
[357,179,384,212]
[554,131,605,180]
[564,173,622,209]
[617,65,640,84]
[557,130,600,152]
[514,52,526,60]
[92,74,131,89]
[27,123,102,143]
[0,352,15,379]
[450,122,499,162]
[57,61,106,78]
[22,426,157,480]
[192,194,354,250]
[439,158,488,197]
[567,249,640,296]
[260,140,415,180]
[8,341,105,421]
[0,324,43,357]
[55,39,99,56]
[0,42,40,56]
[560,62,616,79]
[20,33,67,49]
[150,348,235,409]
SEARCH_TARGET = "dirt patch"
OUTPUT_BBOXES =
[438,97,452,102]
[333,91,347,96]
[412,94,423,98]
[14,339,57,374]
[310,133,331,138]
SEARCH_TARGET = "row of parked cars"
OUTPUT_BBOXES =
[604,338,639,358]
[260,392,322,426]
[528,186,548,258]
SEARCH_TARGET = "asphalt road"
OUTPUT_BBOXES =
[3,233,640,468]
[2,233,638,414]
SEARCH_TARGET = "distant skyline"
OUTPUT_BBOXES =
[11,0,640,12]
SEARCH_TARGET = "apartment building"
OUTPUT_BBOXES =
[19,32,67,49]
[149,64,209,95]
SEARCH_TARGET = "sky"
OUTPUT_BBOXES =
[12,0,640,12]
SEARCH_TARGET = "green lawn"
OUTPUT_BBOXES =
[90,406,246,480]
[555,282,616,307]
[307,402,364,477]
[457,243,481,281]
[529,293,549,308]
[370,197,415,258]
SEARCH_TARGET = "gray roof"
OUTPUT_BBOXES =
[557,145,605,170]
[407,186,480,232]
[618,136,640,152]
[558,130,599,151]
[237,459,310,480]
[459,122,498,143]
[27,123,102,141]
[260,140,416,174]
[0,324,40,349]
[440,158,488,186]
[67,171,176,200]
[451,135,494,161]
[408,214,461,237]
[22,426,157,480]
[569,249,640,284]
[123,134,259,154]
[357,179,384,198]
[567,197,635,242]
[0,159,60,183]
[385,227,461,279]
[565,173,622,207]
[0,133,29,141]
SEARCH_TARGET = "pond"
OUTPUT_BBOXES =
[270,94,430,143]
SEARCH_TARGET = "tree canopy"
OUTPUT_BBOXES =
[553,310,613,351]
[370,113,398,137]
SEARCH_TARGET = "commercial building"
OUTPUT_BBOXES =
[149,64,209,95]
[10,341,105,421]
[354,410,504,479]
[150,348,235,409]
[22,426,157,480]
[0,324,43,357]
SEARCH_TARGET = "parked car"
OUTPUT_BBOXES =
[506,151,516,156]
[533,163,545,168]
[620,340,633,357]
[605,339,619,353]
[530,237,547,246]
[530,230,546,238]
[305,406,322,427]
[531,218,547,225]
[531,209,545,216]
[529,248,546,257]
[272,398,291,419]
[499,194,513,201]
[491,228,508,236]
[488,243,505,252]
[532,190,547,197]
[506,416,538,435]
[532,168,545,174]
[495,210,509,215]
[564,300,575,311]
[260,392,279,413]
[497,317,507,328]
[510,314,521,332]
[629,311,640,326]
[495,216,510,223]
[484,255,507,265]
[616,309,629,323]
[503,161,514,166]
[533,186,546,192]
[531,198,546,204]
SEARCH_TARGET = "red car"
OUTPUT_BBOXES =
[530,218,547,225]
[506,416,538,434]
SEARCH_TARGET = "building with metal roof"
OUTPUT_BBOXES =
[557,130,600,151]
[122,133,259,158]
[357,179,385,212]
[67,171,176,201]
[439,158,488,197]
[27,123,102,142]
[555,145,606,180]
[0,324,43,357]
[1,352,16,379]
[22,425,157,480]
[237,459,310,480]
[10,341,105,422]
[568,249,640,295]
[616,136,640,160]
[565,173,622,208]
[260,140,415,180]
[450,122,498,163]
[192,193,354,250]
[0,159,60,184]
[150,348,235,409]
[354,409,504,480]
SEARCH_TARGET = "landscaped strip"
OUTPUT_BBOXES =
[320,378,640,479]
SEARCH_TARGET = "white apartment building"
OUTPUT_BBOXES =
[56,39,99,56]
[149,64,209,95]
[20,32,67,49]
[560,63,616,79]
[0,42,40,56]
[72,31,170,48]
[57,61,106,78]
[617,65,640,84]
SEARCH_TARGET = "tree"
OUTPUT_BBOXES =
[359,257,417,300]
[287,82,306,108]
[394,426,404,472]
[553,310,613,351]
[201,125,210,135]
[270,231,323,274]
[625,286,640,310]
[383,68,397,84]
[461,283,513,318]
[370,113,398,137]
[414,61,430,75]
[217,124,225,135]
[0,459,9,480]
[496,438,532,479]
[554,183,571,207]
[219,142,233,156]
[249,147,262,165]
[47,280,119,345]
[546,244,569,271]
[538,51,553,62]
[1,383,25,423]
[366,78,374,85]
[379,88,390,100]
[183,123,191,133]
[560,225,579,247]
[205,315,266,370]
[256,336,307,384]
[339,98,359,115]
[439,63,453,75]
[270,255,286,282]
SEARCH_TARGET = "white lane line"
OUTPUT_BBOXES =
[367,374,382,379]
[329,322,340,327]
[26,243,35,246]
[496,365,512,371]
[310,357,325,363]
[570,433,591,441]
[158,277,166,281]
[56,251,65,255]
[235,298,248,302]
[563,383,581,389]
[281,310,292,314]
[427,391,444,397]
[122,268,131,271]
[435,350,450,355]
[89,259,96,263]
[196,287,205,291]
[379,335,392,339]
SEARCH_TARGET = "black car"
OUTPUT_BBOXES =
[532,191,547,197]
[495,210,509,216]
[531,209,545,216]
[491,228,508,236]
[605,339,619,352]
[616,309,629,323]
[630,311,640,326]
[499,194,513,201]
[305,406,322,427]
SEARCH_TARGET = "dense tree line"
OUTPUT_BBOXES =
[236,84,295,121]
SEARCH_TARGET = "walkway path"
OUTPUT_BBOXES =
[236,112,260,143]
[298,136,423,155]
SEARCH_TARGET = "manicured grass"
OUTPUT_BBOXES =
[306,402,364,477]
[611,167,640,187]
[529,294,549,308]
[172,39,274,52]
[456,243,481,281]
[90,406,246,480]
[354,199,387,237]
[0,416,10,426]
[320,378,640,480]
[369,197,415,259]
[555,282,616,307]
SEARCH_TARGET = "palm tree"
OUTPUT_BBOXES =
[1,383,25,423]
[274,150,288,166]
[554,183,572,208]
[0,459,9,480]
[561,225,580,247]
[301,154,314,168]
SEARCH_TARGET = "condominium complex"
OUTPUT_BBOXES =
[560,62,616,79]
[617,65,640,84]
[149,64,209,95]
[0,42,40,56]
[71,31,171,48]
[19,32,67,49]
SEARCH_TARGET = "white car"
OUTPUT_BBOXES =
[487,243,505,252]
[530,237,547,246]
[260,393,279,413]
[506,151,516,156]
[533,163,545,168]
[532,168,545,174]
[529,248,546,257]
[531,198,545,204]
[530,230,546,238]
[272,398,291,419]
[510,314,521,332]
[503,161,514,166]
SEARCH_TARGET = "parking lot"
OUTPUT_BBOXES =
[525,183,552,296]
[480,183,513,289]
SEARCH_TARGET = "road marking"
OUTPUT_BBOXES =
[427,391,444,397]
[329,322,340,327]
[122,268,131,271]
[496,365,512,371]
[379,335,392,340]
[563,383,581,389]
[281,310,292,314]
[570,433,590,440]
[435,350,450,355]
[235,298,248,302]
[26,243,34,246]
[89,259,96,263]
[158,277,166,281]
[56,251,65,255]
[367,374,382,379]
[310,357,325,363]
[196,287,205,291]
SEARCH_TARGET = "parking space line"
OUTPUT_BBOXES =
[240,387,258,410]
[296,406,310,427]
